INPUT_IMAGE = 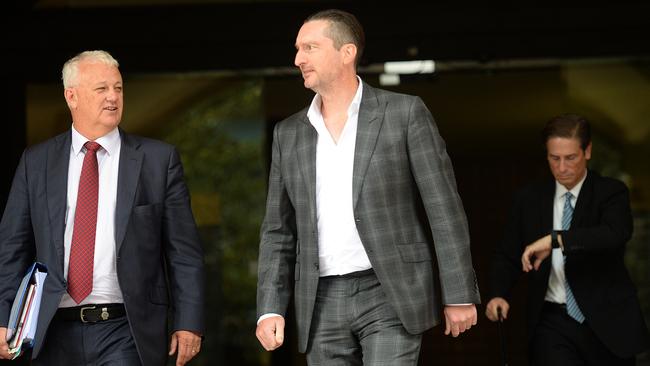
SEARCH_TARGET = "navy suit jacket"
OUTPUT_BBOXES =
[489,170,649,357]
[0,129,205,366]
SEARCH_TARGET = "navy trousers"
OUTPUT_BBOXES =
[532,302,635,366]
[32,312,141,366]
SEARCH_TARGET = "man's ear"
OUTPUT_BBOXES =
[341,43,357,66]
[64,88,77,109]
[584,142,592,160]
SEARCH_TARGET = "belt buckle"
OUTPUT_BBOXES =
[101,307,109,321]
[80,305,96,323]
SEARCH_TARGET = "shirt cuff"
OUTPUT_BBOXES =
[257,313,283,325]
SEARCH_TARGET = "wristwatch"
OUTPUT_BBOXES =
[551,230,561,249]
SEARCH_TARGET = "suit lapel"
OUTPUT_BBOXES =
[352,83,383,208]
[114,131,143,254]
[46,132,72,270]
[571,171,593,227]
[296,113,318,225]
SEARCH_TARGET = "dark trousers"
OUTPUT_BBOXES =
[32,311,141,366]
[532,302,635,366]
[306,270,422,366]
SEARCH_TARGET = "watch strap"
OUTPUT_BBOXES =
[551,230,561,249]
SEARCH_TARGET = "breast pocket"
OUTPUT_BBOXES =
[132,202,163,217]
[129,203,163,250]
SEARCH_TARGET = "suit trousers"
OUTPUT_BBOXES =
[32,310,141,366]
[532,302,635,366]
[306,270,422,366]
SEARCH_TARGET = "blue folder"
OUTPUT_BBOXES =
[5,262,48,359]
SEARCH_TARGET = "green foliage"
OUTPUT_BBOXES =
[161,78,267,365]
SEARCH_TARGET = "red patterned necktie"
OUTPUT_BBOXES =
[67,141,102,304]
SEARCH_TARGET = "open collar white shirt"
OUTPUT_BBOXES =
[60,125,124,307]
[545,171,587,304]
[307,78,372,277]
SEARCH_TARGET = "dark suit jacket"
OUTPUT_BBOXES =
[257,82,480,352]
[489,170,649,357]
[0,129,205,366]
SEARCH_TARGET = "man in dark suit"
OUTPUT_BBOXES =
[255,9,480,365]
[0,50,204,366]
[486,114,649,365]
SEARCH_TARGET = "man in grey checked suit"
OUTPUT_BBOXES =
[255,9,480,365]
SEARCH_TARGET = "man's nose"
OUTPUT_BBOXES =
[106,88,118,101]
[294,50,304,67]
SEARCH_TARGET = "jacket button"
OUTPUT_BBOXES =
[314,263,319,269]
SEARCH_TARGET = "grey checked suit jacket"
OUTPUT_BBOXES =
[257,82,480,352]
[0,129,204,366]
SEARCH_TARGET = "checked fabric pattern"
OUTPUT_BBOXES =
[67,141,102,304]
[562,192,586,323]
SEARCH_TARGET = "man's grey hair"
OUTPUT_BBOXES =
[61,50,119,88]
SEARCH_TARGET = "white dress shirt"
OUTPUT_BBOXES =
[544,171,588,304]
[307,78,372,277]
[258,78,369,323]
[60,125,124,307]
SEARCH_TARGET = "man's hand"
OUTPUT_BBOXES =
[522,234,552,272]
[485,297,510,322]
[256,315,285,351]
[443,304,477,337]
[0,327,12,360]
[168,330,202,366]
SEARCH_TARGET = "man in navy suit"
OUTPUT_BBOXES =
[0,50,204,366]
[486,114,649,365]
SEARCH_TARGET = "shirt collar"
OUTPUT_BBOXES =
[71,125,121,156]
[555,170,588,201]
[307,76,364,125]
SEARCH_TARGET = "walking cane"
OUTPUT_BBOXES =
[497,307,509,366]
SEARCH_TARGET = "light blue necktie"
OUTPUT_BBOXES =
[562,192,585,323]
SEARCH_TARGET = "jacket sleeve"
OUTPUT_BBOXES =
[162,147,205,333]
[562,179,633,254]
[0,151,36,326]
[256,124,297,318]
[406,96,480,305]
[488,190,526,300]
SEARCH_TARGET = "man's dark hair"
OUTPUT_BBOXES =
[542,113,592,151]
[305,9,365,68]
